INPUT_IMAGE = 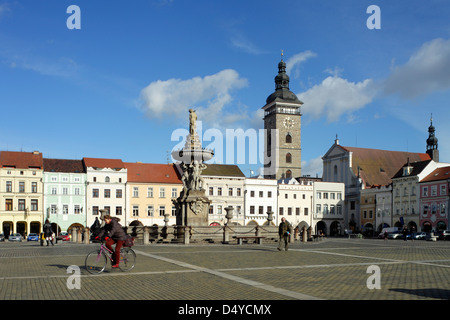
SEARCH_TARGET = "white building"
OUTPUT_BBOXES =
[243,176,278,226]
[277,177,313,230]
[83,158,127,227]
[313,181,345,236]
[201,164,245,226]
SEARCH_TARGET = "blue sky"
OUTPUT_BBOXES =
[1,0,450,177]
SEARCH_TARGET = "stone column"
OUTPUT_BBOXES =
[84,228,90,244]
[71,227,77,243]
[77,227,83,243]
[302,226,307,242]
[143,226,150,245]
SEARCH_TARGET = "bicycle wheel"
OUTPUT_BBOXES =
[119,247,136,272]
[85,250,107,274]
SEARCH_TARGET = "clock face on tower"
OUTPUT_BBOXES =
[283,117,294,129]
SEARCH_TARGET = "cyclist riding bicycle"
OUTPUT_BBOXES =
[96,215,127,268]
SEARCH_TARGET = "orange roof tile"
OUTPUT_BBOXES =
[421,166,450,183]
[0,151,43,169]
[124,162,181,184]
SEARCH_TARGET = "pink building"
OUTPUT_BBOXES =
[419,166,450,232]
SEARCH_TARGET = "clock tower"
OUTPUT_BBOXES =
[262,56,303,179]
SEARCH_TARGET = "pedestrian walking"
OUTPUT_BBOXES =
[402,226,408,241]
[277,217,292,251]
[43,219,54,246]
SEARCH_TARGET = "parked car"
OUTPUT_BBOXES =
[27,233,39,241]
[387,231,403,239]
[58,232,70,241]
[0,233,5,242]
[414,232,428,240]
[9,233,23,242]
[439,230,450,240]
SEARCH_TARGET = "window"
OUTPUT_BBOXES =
[116,189,122,198]
[304,207,309,216]
[159,188,165,198]
[323,192,328,199]
[217,188,222,196]
[286,153,292,163]
[18,199,25,211]
[259,206,264,215]
[19,182,25,193]
[74,205,81,214]
[431,186,437,196]
[317,192,321,199]
[63,205,68,214]
[316,204,321,214]
[237,188,241,196]
[172,206,177,216]
[286,134,292,143]
[93,189,99,198]
[104,206,110,215]
[209,205,213,215]
[440,185,447,196]
[6,181,12,192]
[147,187,153,198]
[287,207,292,215]
[93,206,99,215]
[104,189,110,198]
[268,191,272,198]
[51,205,57,214]
[296,208,300,215]
[74,187,80,195]
[259,191,263,197]
[286,170,292,179]
[105,176,110,182]
[279,207,284,216]
[31,199,38,211]
[285,194,288,199]
[159,206,165,217]
[132,206,139,217]
[323,204,328,214]
[52,187,57,195]
[217,205,222,214]
[330,205,335,215]
[172,188,178,198]
[229,188,233,196]
[147,206,154,217]
[133,187,139,198]
[209,187,214,196]
[250,206,255,214]
[250,190,255,197]
[63,187,68,195]
[337,205,342,215]
[5,199,12,211]
[267,206,272,213]
[423,187,428,197]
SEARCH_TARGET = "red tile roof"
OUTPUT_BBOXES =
[421,166,450,183]
[124,162,181,184]
[83,158,125,169]
[0,151,43,169]
[339,146,431,187]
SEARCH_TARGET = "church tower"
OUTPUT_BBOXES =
[263,54,303,179]
[426,114,439,161]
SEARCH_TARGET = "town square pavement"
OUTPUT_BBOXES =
[0,238,448,308]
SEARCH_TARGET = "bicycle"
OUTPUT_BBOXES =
[85,240,136,274]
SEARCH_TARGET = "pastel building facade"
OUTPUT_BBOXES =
[84,158,127,227]
[43,159,87,233]
[243,176,278,226]
[0,151,44,236]
[125,162,182,227]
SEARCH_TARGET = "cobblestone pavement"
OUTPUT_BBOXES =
[0,238,449,301]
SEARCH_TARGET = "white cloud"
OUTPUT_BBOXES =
[285,51,316,78]
[231,35,265,55]
[298,76,376,122]
[301,156,323,177]
[139,69,248,125]
[383,38,450,99]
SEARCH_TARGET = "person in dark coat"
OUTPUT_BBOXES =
[97,215,127,268]
[90,217,101,240]
[277,217,292,251]
[43,219,54,246]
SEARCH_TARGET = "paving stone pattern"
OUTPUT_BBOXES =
[0,238,449,300]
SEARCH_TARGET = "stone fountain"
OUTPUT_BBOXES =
[172,109,214,226]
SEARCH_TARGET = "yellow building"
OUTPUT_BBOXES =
[124,163,182,227]
[0,151,44,237]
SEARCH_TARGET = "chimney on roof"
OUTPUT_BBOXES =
[33,151,40,155]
